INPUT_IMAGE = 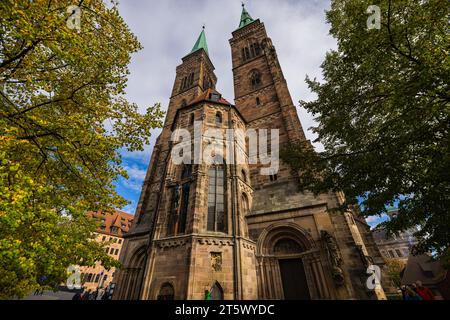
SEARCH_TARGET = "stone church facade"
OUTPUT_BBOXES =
[113,6,387,300]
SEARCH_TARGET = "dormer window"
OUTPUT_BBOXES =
[210,92,221,101]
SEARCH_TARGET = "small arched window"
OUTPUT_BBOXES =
[256,97,260,106]
[250,70,261,88]
[215,112,222,126]
[189,113,194,125]
[241,193,249,215]
[157,283,174,300]
[181,164,192,179]
[245,47,251,60]
[210,281,224,300]
[241,169,247,182]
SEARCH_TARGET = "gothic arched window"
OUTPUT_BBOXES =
[167,180,190,236]
[241,42,262,62]
[181,164,192,179]
[210,281,224,300]
[157,283,174,300]
[245,47,251,60]
[207,163,226,232]
[250,70,262,88]
[215,112,222,126]
[241,169,247,183]
[241,193,249,215]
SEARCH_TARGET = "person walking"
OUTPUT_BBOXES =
[72,292,82,300]
[81,289,90,300]
[414,281,434,300]
[93,289,99,300]
[405,286,423,300]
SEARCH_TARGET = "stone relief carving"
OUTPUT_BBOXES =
[211,252,222,272]
[321,230,345,286]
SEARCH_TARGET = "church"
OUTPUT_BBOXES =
[113,5,387,300]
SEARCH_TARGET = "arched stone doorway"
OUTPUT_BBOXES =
[117,246,146,300]
[256,223,330,300]
[274,238,310,300]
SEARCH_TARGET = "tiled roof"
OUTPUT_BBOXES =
[88,210,134,237]
[185,88,232,107]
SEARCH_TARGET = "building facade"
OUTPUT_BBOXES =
[113,6,387,300]
[80,210,133,291]
[372,208,419,262]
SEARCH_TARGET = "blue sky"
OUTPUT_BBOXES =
[112,0,388,228]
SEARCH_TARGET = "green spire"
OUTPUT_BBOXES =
[238,3,254,29]
[190,26,209,56]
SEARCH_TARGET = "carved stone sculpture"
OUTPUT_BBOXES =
[321,230,345,286]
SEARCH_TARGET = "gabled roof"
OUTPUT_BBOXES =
[89,210,134,237]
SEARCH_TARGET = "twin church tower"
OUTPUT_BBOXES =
[113,5,387,300]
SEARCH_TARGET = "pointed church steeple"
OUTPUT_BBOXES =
[238,3,255,29]
[190,26,209,56]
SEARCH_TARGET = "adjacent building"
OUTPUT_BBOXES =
[113,5,387,300]
[372,208,419,262]
[80,210,134,291]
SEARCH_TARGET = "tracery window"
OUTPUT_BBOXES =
[250,70,262,88]
[207,164,226,232]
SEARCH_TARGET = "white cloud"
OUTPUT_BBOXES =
[123,164,147,181]
[365,214,389,227]
[122,179,143,192]
[121,201,137,215]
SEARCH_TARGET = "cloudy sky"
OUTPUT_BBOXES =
[113,0,387,227]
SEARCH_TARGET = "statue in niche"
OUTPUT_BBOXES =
[321,230,345,286]
[211,252,222,272]
[173,184,181,211]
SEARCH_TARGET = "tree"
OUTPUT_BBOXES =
[0,0,164,298]
[385,258,406,289]
[281,0,449,264]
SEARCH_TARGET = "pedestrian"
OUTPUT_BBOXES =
[400,285,407,300]
[81,290,90,300]
[96,288,105,300]
[414,281,434,300]
[93,289,99,300]
[405,285,423,300]
[72,292,82,300]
